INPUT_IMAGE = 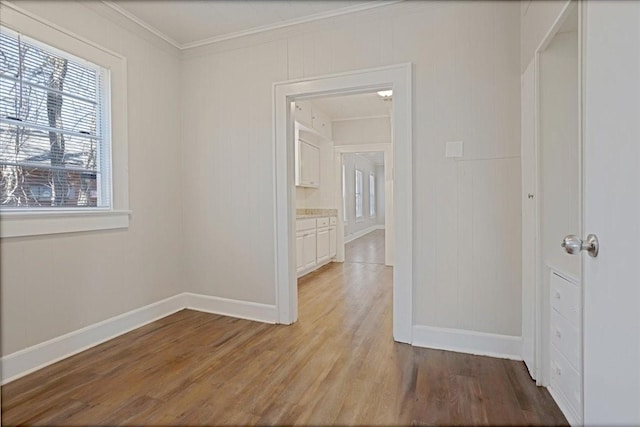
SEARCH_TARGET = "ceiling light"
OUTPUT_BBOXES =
[377,90,393,98]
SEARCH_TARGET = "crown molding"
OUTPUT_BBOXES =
[102,0,403,51]
[102,1,181,49]
[332,114,390,123]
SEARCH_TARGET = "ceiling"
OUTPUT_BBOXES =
[311,92,392,121]
[346,151,385,166]
[106,1,395,49]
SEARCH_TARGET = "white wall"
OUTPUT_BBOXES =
[182,1,522,336]
[0,2,184,355]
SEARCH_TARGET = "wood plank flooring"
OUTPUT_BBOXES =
[1,232,567,426]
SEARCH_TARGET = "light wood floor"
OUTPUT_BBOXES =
[1,232,567,426]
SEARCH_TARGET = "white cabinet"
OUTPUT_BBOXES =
[312,108,332,140]
[302,232,317,269]
[549,271,582,424]
[317,228,330,264]
[294,101,333,140]
[296,139,320,188]
[295,216,337,277]
[329,226,337,258]
[294,101,313,128]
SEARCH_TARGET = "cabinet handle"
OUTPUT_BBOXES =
[555,291,561,300]
[555,329,562,339]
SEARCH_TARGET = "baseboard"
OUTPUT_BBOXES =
[412,325,523,361]
[185,293,277,324]
[1,292,277,385]
[548,385,581,426]
[1,293,187,385]
[344,224,384,243]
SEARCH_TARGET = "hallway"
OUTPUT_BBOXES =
[2,232,566,425]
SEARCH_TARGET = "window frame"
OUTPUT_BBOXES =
[355,169,363,221]
[369,173,376,218]
[0,5,129,238]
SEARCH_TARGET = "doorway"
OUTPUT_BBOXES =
[521,2,582,424]
[273,64,413,343]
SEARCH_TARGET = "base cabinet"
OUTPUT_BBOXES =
[296,216,337,277]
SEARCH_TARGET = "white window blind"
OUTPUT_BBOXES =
[0,27,110,209]
[369,173,376,217]
[355,169,363,219]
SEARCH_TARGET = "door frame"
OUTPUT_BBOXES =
[273,64,413,343]
[334,144,394,266]
[529,0,582,392]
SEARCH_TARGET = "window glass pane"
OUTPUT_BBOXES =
[355,169,363,219]
[0,28,107,209]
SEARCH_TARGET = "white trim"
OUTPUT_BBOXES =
[344,224,384,244]
[331,114,390,123]
[101,1,182,49]
[549,385,581,426]
[273,64,412,343]
[1,293,187,384]
[0,210,130,238]
[412,325,523,361]
[185,293,277,324]
[101,0,402,51]
[1,292,278,385]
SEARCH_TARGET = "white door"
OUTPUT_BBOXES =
[582,2,640,424]
[296,234,304,273]
[521,59,537,379]
[329,226,337,258]
[303,232,317,270]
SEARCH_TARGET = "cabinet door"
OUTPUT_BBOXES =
[329,226,337,258]
[312,108,332,139]
[303,232,317,269]
[317,229,330,263]
[294,101,313,128]
[296,234,305,272]
[299,140,320,187]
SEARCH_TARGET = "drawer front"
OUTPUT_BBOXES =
[316,217,329,228]
[551,347,582,417]
[296,218,316,232]
[550,272,581,328]
[329,216,337,225]
[551,309,581,370]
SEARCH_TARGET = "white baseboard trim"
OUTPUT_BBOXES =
[344,224,384,244]
[548,385,581,426]
[412,325,523,361]
[1,292,277,385]
[185,293,277,324]
[1,293,187,385]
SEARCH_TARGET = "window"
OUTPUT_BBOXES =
[0,27,110,210]
[355,169,363,220]
[342,162,347,223]
[0,13,128,238]
[369,173,376,217]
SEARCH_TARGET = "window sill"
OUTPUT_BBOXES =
[0,209,131,238]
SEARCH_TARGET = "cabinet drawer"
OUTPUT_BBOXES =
[550,272,581,328]
[296,218,316,232]
[317,217,329,228]
[329,216,337,225]
[551,347,582,417]
[551,309,581,370]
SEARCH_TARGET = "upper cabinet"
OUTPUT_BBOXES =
[296,139,320,188]
[294,101,333,140]
[294,101,333,188]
